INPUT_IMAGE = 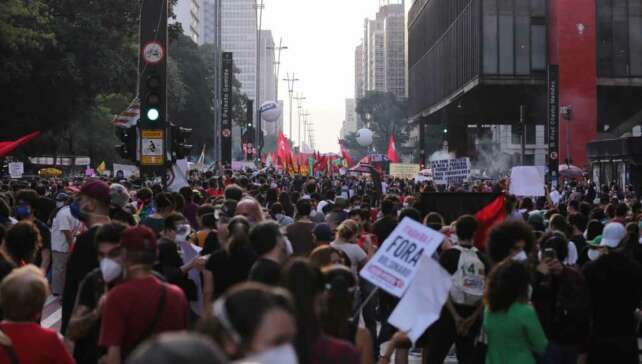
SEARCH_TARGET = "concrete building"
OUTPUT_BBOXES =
[341,99,358,139]
[359,2,406,98]
[174,0,204,45]
[202,0,216,45]
[259,30,277,110]
[221,0,257,103]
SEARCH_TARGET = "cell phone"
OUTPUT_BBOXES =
[543,248,557,260]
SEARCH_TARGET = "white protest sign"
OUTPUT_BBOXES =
[509,166,545,197]
[359,217,444,297]
[168,159,189,192]
[112,163,140,179]
[430,158,471,185]
[388,256,452,343]
[389,163,421,179]
[8,162,24,178]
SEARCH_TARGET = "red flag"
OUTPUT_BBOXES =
[338,140,354,166]
[275,132,292,167]
[474,195,506,250]
[387,135,400,163]
[0,131,41,158]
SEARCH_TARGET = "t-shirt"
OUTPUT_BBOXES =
[285,220,316,256]
[183,202,199,229]
[372,216,397,245]
[51,206,81,252]
[140,216,165,237]
[330,241,367,272]
[309,335,360,364]
[99,276,188,356]
[206,249,256,299]
[61,226,100,334]
[0,322,74,364]
[109,207,136,226]
[73,268,106,364]
[248,258,281,286]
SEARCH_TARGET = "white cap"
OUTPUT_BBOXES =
[600,222,626,248]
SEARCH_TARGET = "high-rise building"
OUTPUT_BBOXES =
[202,0,216,45]
[341,99,358,139]
[359,2,406,98]
[259,30,277,107]
[221,0,257,103]
[174,0,204,45]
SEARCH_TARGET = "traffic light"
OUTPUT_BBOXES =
[141,71,165,126]
[171,123,193,160]
[115,127,137,161]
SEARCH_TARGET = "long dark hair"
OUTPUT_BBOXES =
[484,260,530,313]
[281,258,324,364]
[320,265,357,341]
[225,216,251,257]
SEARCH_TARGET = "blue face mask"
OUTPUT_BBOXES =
[69,201,86,222]
[15,205,31,220]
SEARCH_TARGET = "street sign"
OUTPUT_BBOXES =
[140,129,164,166]
[142,41,164,64]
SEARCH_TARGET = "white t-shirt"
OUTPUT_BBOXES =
[331,241,367,273]
[51,206,81,253]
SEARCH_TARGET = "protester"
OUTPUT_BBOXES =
[140,192,175,236]
[330,219,368,272]
[582,222,642,363]
[51,192,80,296]
[126,332,227,364]
[483,260,548,364]
[309,245,344,269]
[14,189,51,273]
[249,221,288,286]
[286,199,316,256]
[312,223,333,246]
[99,226,189,363]
[62,179,112,334]
[68,223,127,364]
[0,265,74,364]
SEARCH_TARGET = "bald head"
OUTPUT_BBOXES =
[235,198,264,224]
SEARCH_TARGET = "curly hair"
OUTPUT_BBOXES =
[484,260,530,312]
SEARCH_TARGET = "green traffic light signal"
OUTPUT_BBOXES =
[147,108,160,121]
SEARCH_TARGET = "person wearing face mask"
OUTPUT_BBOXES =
[0,265,75,364]
[198,282,298,363]
[582,222,642,364]
[486,220,535,265]
[531,232,590,364]
[99,226,189,364]
[50,192,81,297]
[67,223,127,364]
[248,221,288,286]
[61,180,112,335]
[13,189,52,275]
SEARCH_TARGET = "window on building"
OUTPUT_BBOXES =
[498,0,515,74]
[613,0,629,75]
[483,0,499,74]
[515,0,530,74]
[531,23,546,71]
[630,0,642,75]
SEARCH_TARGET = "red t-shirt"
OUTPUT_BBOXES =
[309,335,360,364]
[0,322,74,364]
[99,276,188,354]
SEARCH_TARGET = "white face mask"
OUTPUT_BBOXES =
[512,250,528,262]
[587,249,601,261]
[100,258,122,283]
[176,224,191,242]
[235,344,298,364]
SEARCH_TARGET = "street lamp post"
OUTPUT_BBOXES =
[254,0,265,159]
[283,73,299,141]
[293,93,306,148]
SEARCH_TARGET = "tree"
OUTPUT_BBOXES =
[348,91,413,157]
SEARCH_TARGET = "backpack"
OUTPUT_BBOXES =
[450,245,486,306]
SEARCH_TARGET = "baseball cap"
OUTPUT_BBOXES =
[120,226,157,253]
[80,180,110,204]
[588,222,625,249]
[110,183,130,208]
[55,192,70,202]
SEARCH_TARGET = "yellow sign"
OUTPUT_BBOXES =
[141,129,164,166]
[389,163,421,179]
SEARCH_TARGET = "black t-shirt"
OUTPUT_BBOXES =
[248,258,281,286]
[373,216,398,244]
[0,254,15,284]
[109,207,136,226]
[201,231,221,256]
[32,218,52,269]
[571,234,588,266]
[206,248,256,299]
[61,226,100,334]
[36,197,56,224]
[582,252,642,338]
[73,268,106,364]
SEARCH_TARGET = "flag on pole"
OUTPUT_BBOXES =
[387,135,400,163]
[338,140,354,167]
[0,131,41,159]
[474,195,506,250]
[111,98,140,127]
[276,132,292,167]
[96,161,107,175]
[195,145,206,172]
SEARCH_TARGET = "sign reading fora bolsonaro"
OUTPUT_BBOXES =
[360,217,444,297]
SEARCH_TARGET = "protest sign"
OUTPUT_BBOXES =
[232,161,257,171]
[8,162,23,178]
[112,163,140,179]
[431,158,471,185]
[360,217,444,297]
[168,159,189,192]
[509,166,545,196]
[389,163,421,179]
[388,256,452,344]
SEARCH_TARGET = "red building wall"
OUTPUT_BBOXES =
[548,0,598,168]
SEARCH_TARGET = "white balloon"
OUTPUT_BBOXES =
[356,128,373,146]
[260,101,281,122]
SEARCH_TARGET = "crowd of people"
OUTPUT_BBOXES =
[0,170,640,364]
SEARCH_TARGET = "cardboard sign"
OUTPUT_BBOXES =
[509,166,545,197]
[389,163,421,179]
[359,217,444,297]
[8,162,23,178]
[431,158,471,185]
[388,256,452,343]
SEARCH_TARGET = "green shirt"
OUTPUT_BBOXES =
[483,302,548,364]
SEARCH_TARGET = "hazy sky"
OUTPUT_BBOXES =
[261,0,399,153]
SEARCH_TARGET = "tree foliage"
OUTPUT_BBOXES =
[344,91,412,157]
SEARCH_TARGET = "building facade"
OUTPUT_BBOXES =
[341,99,359,139]
[174,0,204,45]
[259,30,277,111]
[221,0,257,103]
[202,0,216,45]
[357,2,406,99]
[409,0,642,168]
